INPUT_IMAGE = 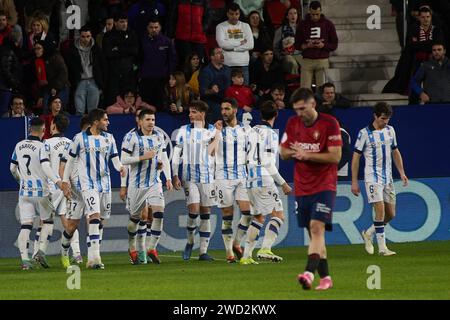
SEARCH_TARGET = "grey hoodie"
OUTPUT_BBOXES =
[75,37,94,80]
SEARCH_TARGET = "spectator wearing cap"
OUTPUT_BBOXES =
[296,1,338,89]
[102,12,139,106]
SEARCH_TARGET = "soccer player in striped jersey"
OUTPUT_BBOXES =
[62,109,125,269]
[10,118,63,270]
[209,98,252,263]
[172,100,217,261]
[121,109,172,264]
[240,101,292,265]
[44,114,83,264]
[351,102,408,256]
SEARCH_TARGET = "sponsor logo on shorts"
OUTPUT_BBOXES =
[316,203,331,214]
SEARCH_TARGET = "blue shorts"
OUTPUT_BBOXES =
[296,191,336,232]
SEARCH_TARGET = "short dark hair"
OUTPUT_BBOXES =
[260,101,278,121]
[290,88,315,104]
[189,100,209,113]
[88,109,106,123]
[114,12,128,22]
[310,1,322,10]
[53,114,69,133]
[221,97,238,109]
[11,94,25,105]
[148,17,160,25]
[138,109,155,120]
[419,7,432,15]
[30,117,45,130]
[79,24,92,34]
[0,10,7,18]
[231,68,244,78]
[80,115,90,130]
[373,102,393,117]
[321,82,335,93]
[432,41,446,49]
[209,47,220,58]
[48,95,62,108]
[227,3,241,12]
[270,83,285,93]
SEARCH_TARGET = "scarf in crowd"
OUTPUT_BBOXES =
[416,25,435,61]
[35,58,47,82]
[28,31,47,50]
[281,23,296,55]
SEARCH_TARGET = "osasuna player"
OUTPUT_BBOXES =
[280,88,342,290]
[10,118,63,270]
[240,101,292,265]
[210,98,252,263]
[59,116,90,268]
[172,100,217,261]
[351,102,408,256]
[121,109,172,264]
[44,114,83,264]
[62,109,125,269]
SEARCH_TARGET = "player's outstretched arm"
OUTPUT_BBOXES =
[392,148,408,186]
[351,152,361,196]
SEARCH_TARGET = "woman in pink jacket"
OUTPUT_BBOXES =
[106,89,156,114]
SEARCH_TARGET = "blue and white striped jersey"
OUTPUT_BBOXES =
[246,123,280,188]
[174,123,216,183]
[215,122,248,180]
[44,135,71,191]
[354,124,398,185]
[121,129,165,188]
[68,128,119,192]
[11,136,52,197]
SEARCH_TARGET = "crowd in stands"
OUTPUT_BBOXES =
[5,0,448,126]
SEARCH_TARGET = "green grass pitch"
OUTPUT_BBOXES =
[0,241,449,300]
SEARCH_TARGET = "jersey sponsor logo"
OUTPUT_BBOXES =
[299,142,320,152]
[316,203,331,214]
[328,134,342,141]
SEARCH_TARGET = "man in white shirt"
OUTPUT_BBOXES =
[216,2,254,85]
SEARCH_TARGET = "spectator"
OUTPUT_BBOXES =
[0,0,17,26]
[216,2,254,85]
[32,40,70,114]
[411,42,450,104]
[168,0,209,68]
[296,1,338,89]
[199,47,231,122]
[106,88,154,114]
[315,82,351,114]
[183,52,202,97]
[96,16,114,49]
[65,25,105,115]
[102,12,139,106]
[204,0,229,57]
[264,0,300,30]
[234,0,265,19]
[0,10,12,45]
[248,10,273,64]
[128,0,167,39]
[2,94,34,118]
[163,71,194,115]
[0,37,21,114]
[225,68,255,112]
[273,6,302,74]
[258,83,288,110]
[250,46,284,98]
[40,95,70,139]
[138,17,176,111]
[24,14,57,56]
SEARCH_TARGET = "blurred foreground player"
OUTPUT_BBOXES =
[280,88,342,290]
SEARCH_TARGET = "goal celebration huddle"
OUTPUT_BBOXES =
[9,88,407,291]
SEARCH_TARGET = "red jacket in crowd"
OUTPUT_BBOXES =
[225,85,256,108]
[169,0,208,44]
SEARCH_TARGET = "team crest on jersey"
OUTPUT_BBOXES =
[313,131,320,140]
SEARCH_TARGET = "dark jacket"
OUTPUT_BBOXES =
[33,51,70,92]
[407,23,444,58]
[102,28,139,76]
[167,0,209,44]
[411,57,450,103]
[198,62,231,102]
[315,94,352,113]
[128,0,167,39]
[139,33,177,79]
[65,38,105,89]
[296,14,338,59]
[250,58,283,94]
[0,43,21,91]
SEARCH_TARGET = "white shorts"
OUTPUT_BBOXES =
[66,187,86,220]
[183,182,217,207]
[82,189,111,219]
[215,179,249,208]
[18,196,55,224]
[51,190,68,216]
[127,184,165,219]
[365,182,396,204]
[247,184,283,216]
